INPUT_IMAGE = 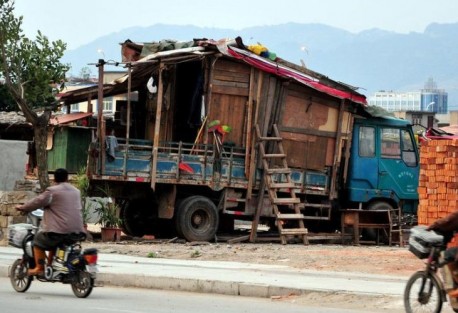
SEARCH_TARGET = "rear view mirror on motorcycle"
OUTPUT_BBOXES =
[27,208,43,228]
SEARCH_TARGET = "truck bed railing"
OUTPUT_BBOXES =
[89,138,330,194]
[156,141,247,186]
[104,138,153,177]
[91,139,248,186]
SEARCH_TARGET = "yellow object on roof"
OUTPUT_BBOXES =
[247,44,268,56]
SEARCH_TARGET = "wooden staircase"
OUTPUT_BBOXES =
[253,124,308,245]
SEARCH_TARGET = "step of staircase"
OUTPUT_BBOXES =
[277,213,305,219]
[272,198,301,205]
[280,228,309,235]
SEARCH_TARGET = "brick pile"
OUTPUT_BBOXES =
[417,139,458,225]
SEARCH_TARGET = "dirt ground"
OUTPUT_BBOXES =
[84,223,423,277]
[83,225,458,312]
[84,228,429,312]
[87,239,422,277]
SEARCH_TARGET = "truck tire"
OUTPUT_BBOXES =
[175,196,219,242]
[121,199,154,237]
[363,201,394,243]
[174,197,196,238]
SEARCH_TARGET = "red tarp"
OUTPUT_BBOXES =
[224,46,367,106]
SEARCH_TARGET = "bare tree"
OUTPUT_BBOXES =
[0,0,69,189]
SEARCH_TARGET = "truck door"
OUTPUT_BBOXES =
[347,125,378,200]
[378,127,419,201]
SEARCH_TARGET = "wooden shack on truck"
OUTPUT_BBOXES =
[60,37,368,243]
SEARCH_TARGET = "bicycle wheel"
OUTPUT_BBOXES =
[71,271,94,298]
[404,271,443,313]
[9,259,32,293]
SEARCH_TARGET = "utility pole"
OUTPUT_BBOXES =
[97,59,106,174]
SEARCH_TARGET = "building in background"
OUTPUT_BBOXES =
[393,110,437,135]
[421,77,448,114]
[368,78,448,114]
[63,70,130,118]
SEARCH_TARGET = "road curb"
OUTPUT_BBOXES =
[96,272,318,298]
[0,260,405,302]
[0,263,349,299]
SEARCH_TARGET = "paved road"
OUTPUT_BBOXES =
[0,277,377,313]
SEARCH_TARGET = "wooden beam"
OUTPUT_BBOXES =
[151,62,165,190]
[330,99,346,199]
[246,73,264,200]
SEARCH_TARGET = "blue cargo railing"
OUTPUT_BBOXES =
[92,138,330,194]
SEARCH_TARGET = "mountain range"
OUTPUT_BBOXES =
[62,22,458,110]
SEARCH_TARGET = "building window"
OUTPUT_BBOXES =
[70,103,80,112]
[103,97,113,112]
[411,114,422,125]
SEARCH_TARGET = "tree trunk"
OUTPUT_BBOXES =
[33,112,51,190]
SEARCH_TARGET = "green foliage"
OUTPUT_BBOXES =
[74,166,90,224]
[75,167,89,196]
[94,184,121,228]
[0,0,69,110]
[147,252,160,258]
[0,0,70,190]
[190,250,201,258]
[94,198,121,228]
[0,84,16,111]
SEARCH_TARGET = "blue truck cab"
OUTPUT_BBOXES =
[347,116,419,214]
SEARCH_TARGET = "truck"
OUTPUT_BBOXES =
[60,37,419,242]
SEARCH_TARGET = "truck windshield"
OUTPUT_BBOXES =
[381,128,401,158]
[401,129,418,167]
[381,127,417,166]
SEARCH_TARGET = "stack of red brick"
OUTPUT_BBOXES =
[417,139,458,225]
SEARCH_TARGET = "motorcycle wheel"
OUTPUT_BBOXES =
[9,259,32,293]
[71,271,94,298]
[404,271,443,313]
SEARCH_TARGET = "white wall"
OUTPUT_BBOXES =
[0,140,28,191]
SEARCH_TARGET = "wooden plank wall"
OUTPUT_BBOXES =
[278,84,342,171]
[209,59,251,147]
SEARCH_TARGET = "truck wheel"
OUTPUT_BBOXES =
[175,196,219,242]
[174,197,196,238]
[121,199,154,237]
[363,201,394,243]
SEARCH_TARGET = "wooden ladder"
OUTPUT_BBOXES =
[255,124,308,245]
[388,206,404,247]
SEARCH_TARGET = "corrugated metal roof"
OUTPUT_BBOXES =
[49,112,92,125]
[59,37,367,106]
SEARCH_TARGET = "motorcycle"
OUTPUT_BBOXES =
[8,209,99,298]
[404,225,458,313]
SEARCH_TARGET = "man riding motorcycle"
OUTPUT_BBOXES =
[428,210,458,298]
[15,168,86,276]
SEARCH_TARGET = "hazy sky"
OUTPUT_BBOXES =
[14,0,458,49]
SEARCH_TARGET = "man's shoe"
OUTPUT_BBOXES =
[28,246,46,276]
[27,266,44,276]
